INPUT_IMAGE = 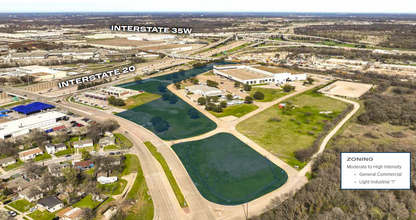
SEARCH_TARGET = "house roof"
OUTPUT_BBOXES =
[74,160,93,168]
[55,143,67,149]
[0,157,16,165]
[187,85,221,93]
[45,143,55,148]
[20,179,41,190]
[38,196,63,208]
[18,148,43,157]
[99,137,115,144]
[73,139,93,146]
[19,186,42,198]
[57,207,83,220]
[6,177,27,189]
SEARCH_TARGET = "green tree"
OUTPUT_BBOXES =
[174,82,181,90]
[206,80,219,88]
[134,76,142,81]
[253,91,265,100]
[234,82,241,87]
[282,84,295,92]
[243,84,252,91]
[197,97,207,105]
[244,96,253,104]
[220,101,227,108]
[226,94,233,100]
[307,77,315,84]
[211,96,219,102]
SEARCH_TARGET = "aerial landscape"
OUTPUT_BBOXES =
[0,1,415,219]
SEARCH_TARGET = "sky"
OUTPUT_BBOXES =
[0,0,415,13]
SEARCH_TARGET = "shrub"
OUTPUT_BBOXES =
[268,117,281,122]
[244,96,253,104]
[243,84,252,91]
[197,97,207,105]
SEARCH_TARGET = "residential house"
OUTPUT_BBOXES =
[18,179,41,191]
[0,157,16,167]
[18,148,43,161]
[73,160,93,171]
[98,137,115,148]
[37,196,64,212]
[73,139,93,148]
[19,186,43,202]
[5,177,27,191]
[45,143,67,154]
[48,163,70,177]
[57,207,84,220]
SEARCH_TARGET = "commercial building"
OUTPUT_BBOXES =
[186,85,224,97]
[213,64,307,85]
[18,65,67,79]
[0,111,66,139]
[101,86,133,98]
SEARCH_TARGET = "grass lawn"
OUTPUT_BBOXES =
[8,199,34,213]
[54,147,75,157]
[33,153,52,162]
[237,90,349,168]
[98,179,127,195]
[114,133,133,148]
[69,137,81,142]
[4,159,24,171]
[125,154,154,220]
[143,142,187,207]
[73,195,101,209]
[249,87,292,102]
[103,145,119,151]
[28,210,55,220]
[122,154,139,176]
[171,133,287,205]
[121,93,162,109]
[211,104,258,118]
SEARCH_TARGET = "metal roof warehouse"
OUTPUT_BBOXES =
[11,102,55,115]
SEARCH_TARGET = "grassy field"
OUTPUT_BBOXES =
[9,199,34,213]
[114,133,133,148]
[125,154,154,220]
[4,159,23,171]
[237,89,349,168]
[249,87,292,102]
[143,142,187,207]
[171,133,287,205]
[121,93,162,109]
[28,210,56,220]
[122,154,139,176]
[33,153,52,162]
[212,43,250,57]
[98,179,127,195]
[74,195,101,209]
[211,104,258,118]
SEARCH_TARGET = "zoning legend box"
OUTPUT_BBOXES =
[341,152,411,190]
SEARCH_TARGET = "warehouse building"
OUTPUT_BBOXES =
[12,102,55,115]
[0,111,66,139]
[213,64,307,85]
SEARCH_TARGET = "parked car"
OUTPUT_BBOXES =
[29,206,37,212]
[8,211,17,217]
[70,121,77,124]
[77,124,84,127]
[109,152,115,156]
[11,196,20,201]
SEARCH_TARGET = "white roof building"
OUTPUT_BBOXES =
[0,111,66,139]
[186,85,223,97]
[18,65,67,79]
[213,65,307,85]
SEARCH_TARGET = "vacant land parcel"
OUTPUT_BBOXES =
[318,80,373,98]
[171,133,288,205]
[237,89,349,167]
